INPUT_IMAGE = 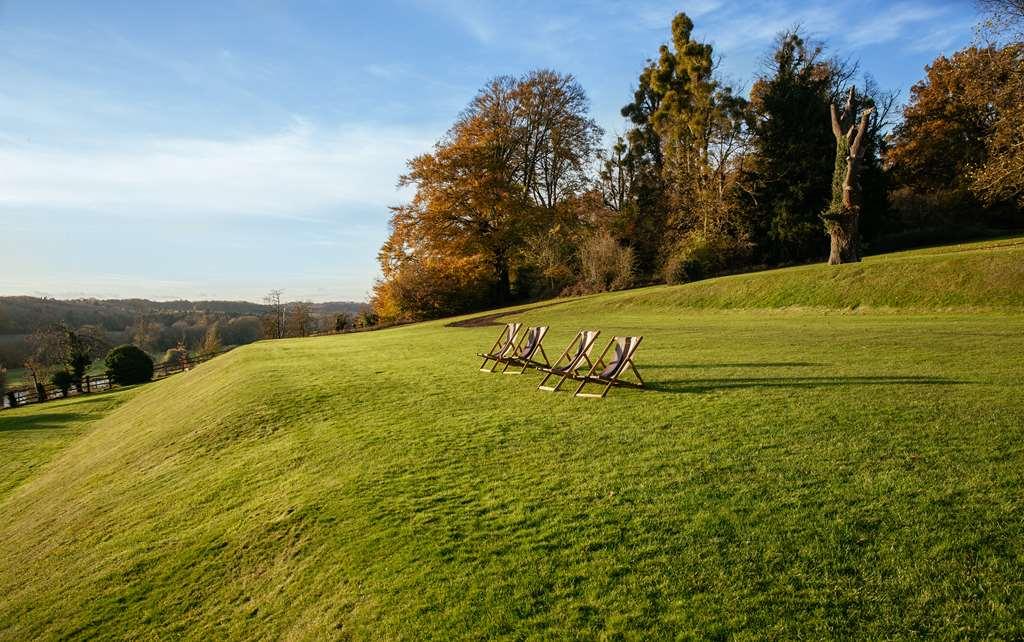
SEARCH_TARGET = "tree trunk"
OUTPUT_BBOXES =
[828,212,860,264]
[826,88,874,264]
[494,252,512,303]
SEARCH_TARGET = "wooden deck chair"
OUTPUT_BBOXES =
[537,330,601,392]
[477,322,522,372]
[573,336,645,398]
[500,326,550,374]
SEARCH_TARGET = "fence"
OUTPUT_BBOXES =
[1,349,232,411]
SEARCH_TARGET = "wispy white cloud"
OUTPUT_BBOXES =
[843,2,953,47]
[0,118,435,221]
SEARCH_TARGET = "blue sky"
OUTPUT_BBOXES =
[0,0,981,302]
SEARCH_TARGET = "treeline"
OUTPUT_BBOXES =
[0,295,367,368]
[372,6,1022,322]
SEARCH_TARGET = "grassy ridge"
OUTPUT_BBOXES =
[599,237,1024,311]
[1,239,1023,639]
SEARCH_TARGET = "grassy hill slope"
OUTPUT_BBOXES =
[2,238,1024,639]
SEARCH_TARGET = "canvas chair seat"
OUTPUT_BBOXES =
[537,330,600,391]
[573,336,645,398]
[498,326,551,374]
[477,322,522,372]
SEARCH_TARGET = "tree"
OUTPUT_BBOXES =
[51,370,74,397]
[375,70,602,319]
[967,44,1024,208]
[822,87,875,264]
[647,14,750,240]
[201,321,223,354]
[355,309,379,328]
[131,316,162,352]
[261,290,285,339]
[59,324,108,392]
[0,364,6,405]
[888,44,1022,212]
[333,313,352,333]
[105,345,154,385]
[24,326,64,401]
[617,61,671,275]
[285,302,315,338]
[744,31,836,261]
[978,0,1024,39]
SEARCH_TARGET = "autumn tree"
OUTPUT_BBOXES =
[285,302,315,338]
[978,0,1024,39]
[201,321,223,354]
[888,44,1023,215]
[968,45,1024,208]
[375,70,601,320]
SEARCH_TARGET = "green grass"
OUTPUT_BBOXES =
[2,238,1024,639]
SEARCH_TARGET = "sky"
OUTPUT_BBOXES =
[0,0,983,303]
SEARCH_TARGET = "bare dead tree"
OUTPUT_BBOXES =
[824,87,874,264]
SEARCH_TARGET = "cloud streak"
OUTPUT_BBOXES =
[0,119,435,221]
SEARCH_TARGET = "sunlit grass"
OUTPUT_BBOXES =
[1,238,1023,639]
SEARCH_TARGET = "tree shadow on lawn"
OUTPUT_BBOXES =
[648,362,825,369]
[0,412,81,433]
[647,375,968,394]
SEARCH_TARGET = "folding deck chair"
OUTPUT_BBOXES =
[500,326,550,374]
[537,330,601,392]
[477,322,522,372]
[572,336,645,398]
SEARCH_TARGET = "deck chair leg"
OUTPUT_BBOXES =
[630,363,645,387]
[538,345,550,367]
[573,378,588,396]
[552,374,570,392]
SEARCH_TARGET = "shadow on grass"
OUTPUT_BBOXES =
[648,362,825,369]
[648,375,966,394]
[0,412,81,433]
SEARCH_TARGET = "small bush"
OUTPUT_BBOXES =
[576,231,635,293]
[51,370,74,397]
[663,232,751,285]
[105,345,154,386]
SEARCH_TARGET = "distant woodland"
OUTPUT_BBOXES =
[0,296,367,369]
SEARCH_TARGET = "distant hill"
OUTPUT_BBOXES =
[0,296,365,335]
[0,296,366,367]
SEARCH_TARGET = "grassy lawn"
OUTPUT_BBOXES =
[1,238,1023,639]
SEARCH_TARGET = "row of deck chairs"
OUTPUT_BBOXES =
[477,323,644,398]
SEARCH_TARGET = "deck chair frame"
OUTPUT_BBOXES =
[477,322,522,372]
[537,330,600,392]
[500,326,551,374]
[572,336,645,398]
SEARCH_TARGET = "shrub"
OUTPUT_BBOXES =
[51,370,74,397]
[663,232,752,285]
[576,231,635,293]
[105,344,154,385]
